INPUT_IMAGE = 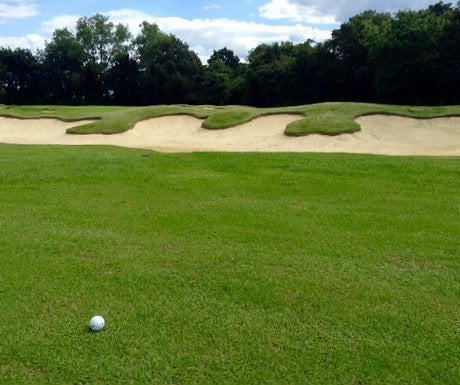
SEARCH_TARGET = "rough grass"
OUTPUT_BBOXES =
[1,102,459,136]
[0,144,459,384]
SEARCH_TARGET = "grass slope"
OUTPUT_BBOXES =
[0,144,459,385]
[283,102,460,136]
[1,102,460,136]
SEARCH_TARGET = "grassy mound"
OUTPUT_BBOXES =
[1,102,460,136]
[202,108,255,129]
[283,102,460,136]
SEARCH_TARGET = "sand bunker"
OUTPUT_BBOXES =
[0,114,459,156]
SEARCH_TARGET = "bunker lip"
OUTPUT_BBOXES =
[0,114,459,156]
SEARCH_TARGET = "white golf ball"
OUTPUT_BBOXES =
[89,315,105,332]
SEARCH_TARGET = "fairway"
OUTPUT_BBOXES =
[0,144,459,384]
[1,0,460,381]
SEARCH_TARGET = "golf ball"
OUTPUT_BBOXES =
[89,315,105,332]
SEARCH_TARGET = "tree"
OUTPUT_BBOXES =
[328,11,391,102]
[366,9,448,104]
[428,1,453,15]
[75,14,132,103]
[208,47,240,71]
[106,54,141,105]
[76,14,131,67]
[437,2,460,103]
[289,40,345,104]
[0,48,43,104]
[203,47,245,104]
[2,5,460,106]
[40,28,86,104]
[245,42,298,106]
[134,22,204,104]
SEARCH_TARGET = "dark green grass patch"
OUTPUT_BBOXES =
[0,145,459,384]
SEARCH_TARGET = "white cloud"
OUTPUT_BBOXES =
[0,0,39,23]
[259,0,337,24]
[203,4,223,11]
[0,33,43,50]
[2,8,332,62]
[105,8,155,34]
[106,9,331,61]
[282,0,435,23]
[40,14,80,34]
[162,18,331,61]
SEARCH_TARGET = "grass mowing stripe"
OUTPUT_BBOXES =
[0,144,459,384]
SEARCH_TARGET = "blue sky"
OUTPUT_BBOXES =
[0,0,435,61]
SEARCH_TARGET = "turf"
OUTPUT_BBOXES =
[0,144,459,385]
[283,102,460,136]
[1,102,459,136]
[0,105,217,135]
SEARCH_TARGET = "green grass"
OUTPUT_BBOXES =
[283,102,460,136]
[201,108,256,129]
[0,105,217,135]
[0,144,459,384]
[2,102,459,136]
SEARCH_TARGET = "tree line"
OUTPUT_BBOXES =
[1,1,459,107]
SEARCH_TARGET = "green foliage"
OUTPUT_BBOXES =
[39,29,86,104]
[106,55,141,105]
[329,11,392,102]
[366,9,449,103]
[0,146,459,384]
[203,48,245,105]
[74,14,132,103]
[76,13,131,66]
[0,48,42,104]
[134,22,204,104]
[246,42,298,106]
[208,47,240,71]
[38,14,133,105]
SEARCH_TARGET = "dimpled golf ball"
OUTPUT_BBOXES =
[89,315,105,332]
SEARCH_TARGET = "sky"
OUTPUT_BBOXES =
[0,0,436,62]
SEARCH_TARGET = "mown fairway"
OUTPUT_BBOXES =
[0,144,459,384]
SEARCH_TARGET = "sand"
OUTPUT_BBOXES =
[0,114,459,156]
